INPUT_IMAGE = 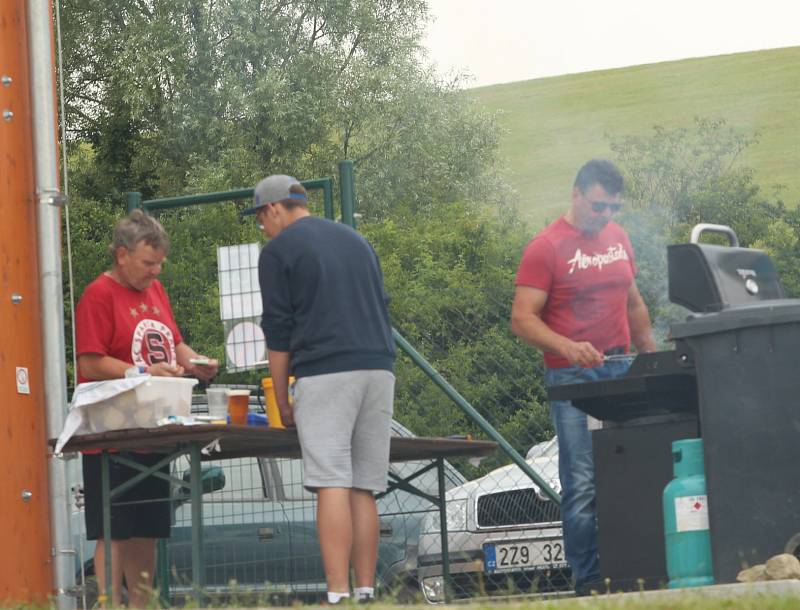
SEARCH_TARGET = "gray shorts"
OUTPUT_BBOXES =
[293,369,395,492]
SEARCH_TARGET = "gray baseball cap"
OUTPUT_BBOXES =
[242,174,307,215]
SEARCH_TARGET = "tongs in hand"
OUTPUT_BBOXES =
[603,353,635,362]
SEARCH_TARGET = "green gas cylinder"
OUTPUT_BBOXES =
[662,438,714,588]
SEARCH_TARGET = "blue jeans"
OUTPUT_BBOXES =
[545,360,631,588]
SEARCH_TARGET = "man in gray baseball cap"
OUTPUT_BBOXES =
[242,174,308,216]
[252,173,396,604]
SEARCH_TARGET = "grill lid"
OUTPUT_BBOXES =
[668,224,784,312]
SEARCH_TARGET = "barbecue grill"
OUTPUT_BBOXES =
[548,223,800,588]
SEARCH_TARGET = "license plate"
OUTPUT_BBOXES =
[484,539,566,573]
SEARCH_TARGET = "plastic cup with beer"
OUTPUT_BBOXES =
[227,389,251,425]
[262,376,295,428]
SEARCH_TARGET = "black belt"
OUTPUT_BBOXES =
[604,346,627,356]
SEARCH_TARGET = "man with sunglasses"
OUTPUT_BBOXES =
[510,159,656,596]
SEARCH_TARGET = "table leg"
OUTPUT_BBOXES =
[190,443,205,604]
[101,450,113,605]
[436,457,451,603]
[157,538,169,607]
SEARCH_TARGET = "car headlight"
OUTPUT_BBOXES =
[446,499,467,531]
[421,576,445,603]
[421,499,467,534]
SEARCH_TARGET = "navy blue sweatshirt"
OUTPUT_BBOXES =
[258,216,395,377]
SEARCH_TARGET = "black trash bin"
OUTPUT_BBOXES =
[671,301,800,583]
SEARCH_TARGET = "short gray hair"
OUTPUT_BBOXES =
[109,209,170,262]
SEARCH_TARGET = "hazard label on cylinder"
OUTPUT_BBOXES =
[675,495,709,532]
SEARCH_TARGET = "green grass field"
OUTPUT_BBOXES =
[468,594,800,609]
[469,46,800,228]
[364,592,800,609]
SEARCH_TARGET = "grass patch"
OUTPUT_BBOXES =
[469,46,800,229]
[349,592,800,609]
[496,593,800,609]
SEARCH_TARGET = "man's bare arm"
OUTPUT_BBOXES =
[627,281,657,353]
[266,349,294,427]
[176,342,219,381]
[77,353,183,380]
[510,286,603,368]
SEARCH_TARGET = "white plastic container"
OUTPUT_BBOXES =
[83,377,198,432]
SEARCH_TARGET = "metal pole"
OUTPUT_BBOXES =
[322,177,334,221]
[126,191,143,214]
[101,452,112,605]
[143,188,255,211]
[436,458,452,603]
[135,178,332,213]
[338,160,356,228]
[26,0,75,607]
[190,443,205,604]
[157,539,169,606]
[393,328,561,503]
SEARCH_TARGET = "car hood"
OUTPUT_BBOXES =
[444,454,561,502]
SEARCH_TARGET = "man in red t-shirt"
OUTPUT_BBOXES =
[511,159,656,595]
[75,209,218,607]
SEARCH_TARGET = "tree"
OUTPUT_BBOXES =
[60,0,505,394]
[361,201,553,474]
[608,117,779,243]
[609,117,800,334]
[59,0,468,203]
[344,70,504,219]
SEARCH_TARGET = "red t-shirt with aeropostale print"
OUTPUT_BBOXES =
[75,273,184,383]
[515,217,636,369]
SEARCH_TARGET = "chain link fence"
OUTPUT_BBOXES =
[67,191,569,606]
[388,287,568,603]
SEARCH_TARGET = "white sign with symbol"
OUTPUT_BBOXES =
[16,367,30,394]
[675,495,709,532]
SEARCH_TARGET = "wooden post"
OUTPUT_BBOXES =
[0,0,56,603]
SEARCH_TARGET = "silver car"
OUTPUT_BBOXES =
[416,438,571,603]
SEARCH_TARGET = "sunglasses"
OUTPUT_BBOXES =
[590,201,622,213]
